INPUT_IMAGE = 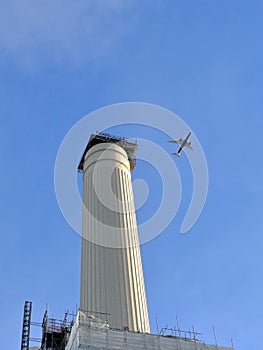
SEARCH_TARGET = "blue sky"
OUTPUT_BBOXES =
[1,1,263,349]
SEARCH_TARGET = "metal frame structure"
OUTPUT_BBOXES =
[40,310,75,350]
[21,301,32,350]
[20,303,234,350]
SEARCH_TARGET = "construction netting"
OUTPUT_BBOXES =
[65,312,233,350]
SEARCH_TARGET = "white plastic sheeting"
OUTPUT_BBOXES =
[65,312,233,350]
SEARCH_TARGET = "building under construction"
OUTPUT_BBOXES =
[21,133,234,350]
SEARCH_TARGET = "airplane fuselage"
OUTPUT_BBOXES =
[170,131,193,157]
[183,131,191,144]
[179,132,191,152]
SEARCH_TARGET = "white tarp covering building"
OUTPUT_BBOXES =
[65,312,233,350]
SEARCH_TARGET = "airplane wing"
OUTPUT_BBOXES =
[168,139,183,145]
[175,140,183,145]
[185,142,193,151]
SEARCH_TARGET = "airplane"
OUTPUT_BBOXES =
[169,131,193,157]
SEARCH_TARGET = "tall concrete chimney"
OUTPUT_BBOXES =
[78,133,150,333]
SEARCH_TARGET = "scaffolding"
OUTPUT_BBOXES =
[20,301,76,350]
[21,301,32,350]
[40,310,75,350]
[21,303,234,350]
[65,311,234,350]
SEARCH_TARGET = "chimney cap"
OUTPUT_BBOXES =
[78,132,137,172]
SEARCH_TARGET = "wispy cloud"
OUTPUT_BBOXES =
[0,0,138,69]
